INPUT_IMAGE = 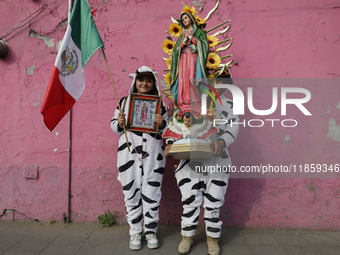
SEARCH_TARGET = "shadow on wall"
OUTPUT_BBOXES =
[222,178,266,228]
[221,122,266,229]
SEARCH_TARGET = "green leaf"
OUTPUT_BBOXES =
[97,210,119,227]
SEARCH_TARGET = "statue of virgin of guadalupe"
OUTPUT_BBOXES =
[162,1,234,154]
[170,11,209,118]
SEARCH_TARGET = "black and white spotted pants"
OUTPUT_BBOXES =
[175,160,229,238]
[117,133,165,236]
[119,155,164,236]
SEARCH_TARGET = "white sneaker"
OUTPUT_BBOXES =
[146,233,159,249]
[129,234,142,250]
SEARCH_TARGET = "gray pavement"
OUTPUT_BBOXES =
[0,221,340,255]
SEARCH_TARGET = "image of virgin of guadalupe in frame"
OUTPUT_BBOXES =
[126,93,161,134]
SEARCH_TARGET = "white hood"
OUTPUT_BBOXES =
[128,66,161,95]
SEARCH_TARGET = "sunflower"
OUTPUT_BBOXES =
[206,53,221,69]
[169,23,183,37]
[207,35,219,48]
[181,5,197,16]
[164,56,172,69]
[165,73,171,86]
[195,15,206,25]
[162,39,175,54]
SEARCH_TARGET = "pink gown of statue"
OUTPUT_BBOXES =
[177,36,202,118]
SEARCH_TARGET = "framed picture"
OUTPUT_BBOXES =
[126,93,161,133]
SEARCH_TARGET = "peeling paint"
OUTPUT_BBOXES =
[222,213,231,218]
[283,134,291,146]
[56,40,63,52]
[29,30,54,48]
[26,65,35,76]
[336,102,340,110]
[53,148,58,152]
[308,185,316,191]
[192,1,204,12]
[327,118,340,142]
[323,105,331,115]
[0,209,39,222]
[0,209,15,218]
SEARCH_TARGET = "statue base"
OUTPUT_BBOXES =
[167,139,216,160]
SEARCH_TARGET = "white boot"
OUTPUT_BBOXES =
[129,233,142,250]
[146,233,159,249]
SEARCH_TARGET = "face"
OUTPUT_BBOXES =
[182,14,192,28]
[183,116,192,128]
[135,74,155,94]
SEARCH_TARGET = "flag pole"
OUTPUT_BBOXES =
[101,49,131,152]
[67,0,73,224]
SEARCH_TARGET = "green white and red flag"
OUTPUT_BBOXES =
[41,0,104,131]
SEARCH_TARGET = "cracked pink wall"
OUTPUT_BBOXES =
[1,0,340,230]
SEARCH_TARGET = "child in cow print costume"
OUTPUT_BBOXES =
[111,66,168,250]
[165,70,239,255]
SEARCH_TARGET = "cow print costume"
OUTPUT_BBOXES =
[167,93,239,238]
[111,66,168,236]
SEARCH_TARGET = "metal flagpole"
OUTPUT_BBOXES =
[67,0,73,224]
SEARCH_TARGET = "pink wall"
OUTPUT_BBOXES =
[1,0,340,230]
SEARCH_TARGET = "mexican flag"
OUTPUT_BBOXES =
[41,0,104,131]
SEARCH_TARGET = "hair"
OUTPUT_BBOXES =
[132,72,159,96]
[180,12,197,29]
[216,70,233,85]
[181,111,195,125]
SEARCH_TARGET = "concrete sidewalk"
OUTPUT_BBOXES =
[0,221,339,255]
